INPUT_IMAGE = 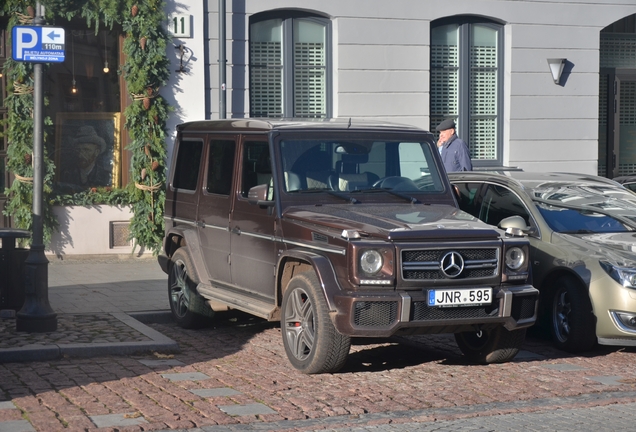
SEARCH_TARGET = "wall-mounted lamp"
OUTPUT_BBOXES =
[175,44,187,73]
[547,58,566,85]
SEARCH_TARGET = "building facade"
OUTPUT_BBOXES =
[1,0,636,255]
[188,0,636,176]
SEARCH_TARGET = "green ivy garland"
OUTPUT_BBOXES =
[0,0,170,253]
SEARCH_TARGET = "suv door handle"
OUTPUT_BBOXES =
[195,221,205,228]
[231,227,241,235]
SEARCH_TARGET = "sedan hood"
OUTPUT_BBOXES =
[554,231,636,266]
[283,203,503,241]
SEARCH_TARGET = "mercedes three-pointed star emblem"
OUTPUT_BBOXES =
[440,251,464,278]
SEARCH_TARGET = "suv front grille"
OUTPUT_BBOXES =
[402,248,499,280]
[511,294,537,320]
[353,301,398,327]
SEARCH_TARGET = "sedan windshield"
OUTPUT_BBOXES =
[278,137,444,194]
[536,204,631,234]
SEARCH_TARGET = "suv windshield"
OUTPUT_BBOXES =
[278,137,444,194]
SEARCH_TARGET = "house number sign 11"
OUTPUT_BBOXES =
[169,14,192,38]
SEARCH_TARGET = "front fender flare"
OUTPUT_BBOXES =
[277,250,343,312]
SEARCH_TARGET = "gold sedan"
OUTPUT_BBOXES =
[448,170,636,352]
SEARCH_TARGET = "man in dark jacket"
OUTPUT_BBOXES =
[436,119,472,172]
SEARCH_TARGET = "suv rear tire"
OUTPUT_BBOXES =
[281,272,351,374]
[168,248,210,329]
[454,326,526,364]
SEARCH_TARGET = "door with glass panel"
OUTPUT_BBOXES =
[599,69,636,179]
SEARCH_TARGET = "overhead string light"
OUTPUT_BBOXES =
[103,33,109,74]
[71,33,77,94]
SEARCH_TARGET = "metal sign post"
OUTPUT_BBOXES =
[14,3,57,332]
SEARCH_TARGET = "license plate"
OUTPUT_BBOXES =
[427,288,492,307]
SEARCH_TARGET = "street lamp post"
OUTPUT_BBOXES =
[16,2,57,332]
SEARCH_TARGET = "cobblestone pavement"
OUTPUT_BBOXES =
[2,309,636,431]
[0,314,151,348]
[2,258,636,431]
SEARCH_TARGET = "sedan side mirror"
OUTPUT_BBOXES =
[498,215,529,237]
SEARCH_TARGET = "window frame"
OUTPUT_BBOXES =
[430,17,504,167]
[249,10,332,118]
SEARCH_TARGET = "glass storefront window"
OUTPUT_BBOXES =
[45,25,122,193]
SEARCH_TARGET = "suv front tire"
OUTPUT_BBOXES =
[281,272,351,374]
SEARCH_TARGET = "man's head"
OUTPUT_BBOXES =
[435,119,456,145]
[74,126,106,169]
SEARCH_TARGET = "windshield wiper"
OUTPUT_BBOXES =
[289,188,359,204]
[559,229,598,234]
[355,188,421,204]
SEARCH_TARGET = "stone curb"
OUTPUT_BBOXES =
[0,311,178,363]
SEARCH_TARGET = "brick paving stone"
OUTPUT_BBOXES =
[0,420,36,432]
[191,388,241,397]
[89,413,149,428]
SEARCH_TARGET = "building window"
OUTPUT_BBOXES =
[430,18,503,166]
[249,11,331,118]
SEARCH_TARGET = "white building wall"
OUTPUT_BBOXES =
[189,0,636,175]
[161,0,207,163]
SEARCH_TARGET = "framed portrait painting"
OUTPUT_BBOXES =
[54,112,121,192]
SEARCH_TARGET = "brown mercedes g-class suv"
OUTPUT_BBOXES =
[159,118,539,373]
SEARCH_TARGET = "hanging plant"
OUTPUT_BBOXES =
[1,0,171,254]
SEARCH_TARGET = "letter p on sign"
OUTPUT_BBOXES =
[15,27,38,60]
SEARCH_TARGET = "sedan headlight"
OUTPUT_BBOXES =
[600,261,636,289]
[505,247,526,271]
[360,250,383,276]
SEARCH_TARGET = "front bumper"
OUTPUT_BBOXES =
[331,285,538,337]
[591,274,636,345]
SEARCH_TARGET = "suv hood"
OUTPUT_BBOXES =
[554,232,636,266]
[283,203,502,241]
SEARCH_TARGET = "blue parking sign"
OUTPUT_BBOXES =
[12,26,65,62]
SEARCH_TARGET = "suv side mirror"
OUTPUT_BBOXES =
[498,215,529,237]
[247,184,274,207]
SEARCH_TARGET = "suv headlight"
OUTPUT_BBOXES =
[502,243,529,281]
[600,261,636,289]
[360,250,383,275]
[350,245,395,286]
[505,247,525,270]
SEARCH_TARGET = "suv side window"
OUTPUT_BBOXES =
[241,141,271,197]
[206,139,236,195]
[173,139,203,190]
[481,184,532,226]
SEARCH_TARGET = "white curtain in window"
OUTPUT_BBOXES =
[430,24,459,134]
[250,19,283,117]
[469,24,498,160]
[293,19,326,118]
